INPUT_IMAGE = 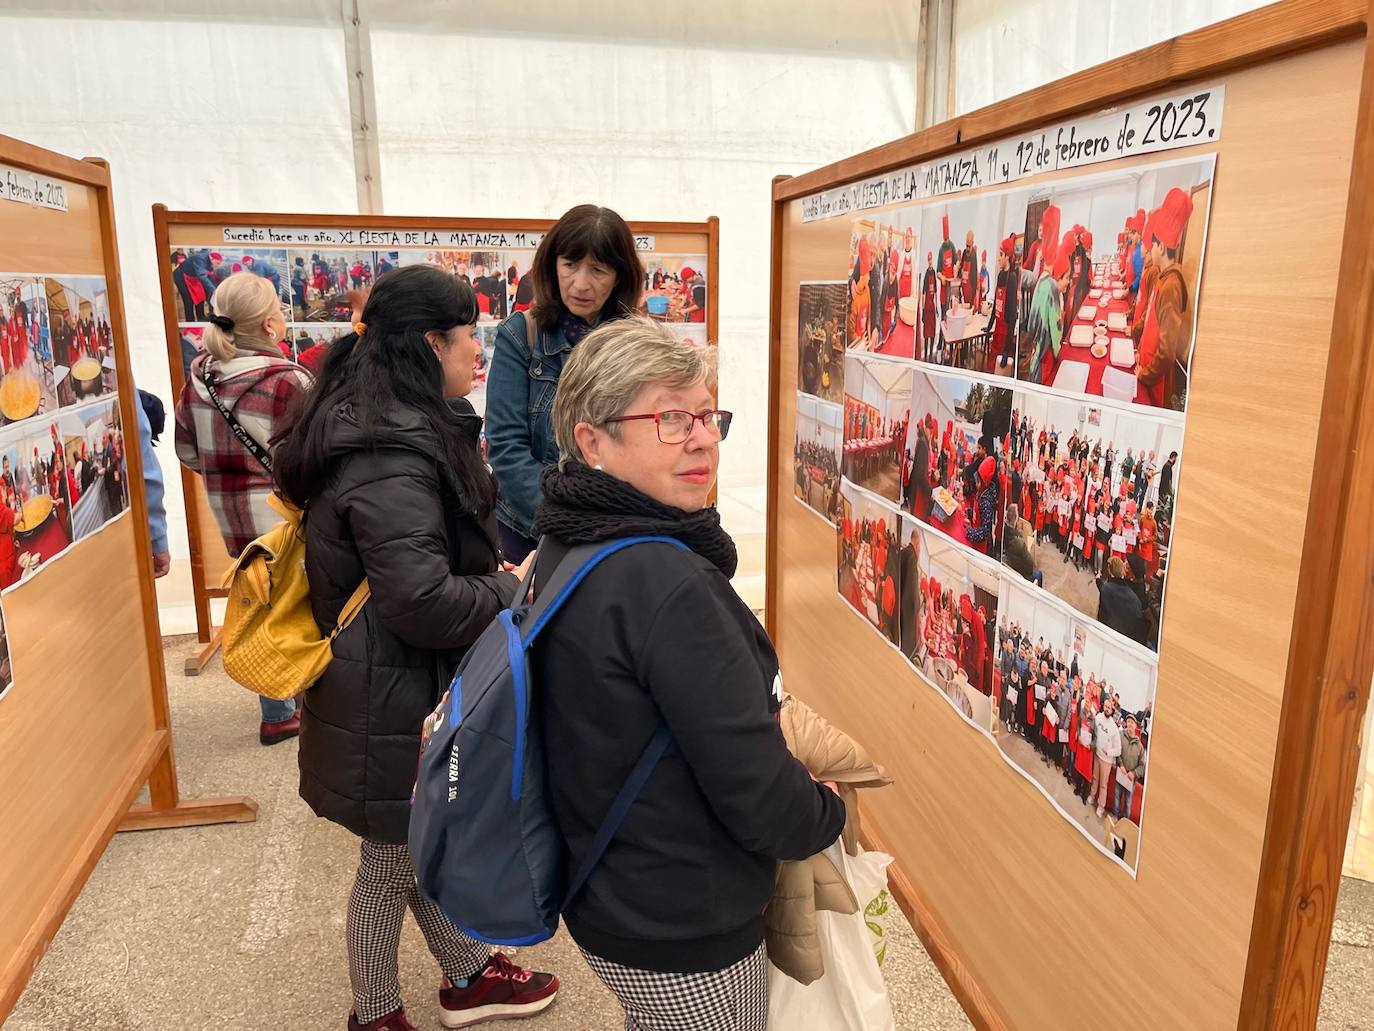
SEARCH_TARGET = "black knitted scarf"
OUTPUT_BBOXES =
[534,463,738,578]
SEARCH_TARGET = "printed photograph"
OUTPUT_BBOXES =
[841,353,910,504]
[837,480,903,648]
[1008,156,1215,413]
[0,275,57,426]
[46,276,116,410]
[287,323,353,371]
[793,392,842,524]
[292,250,380,322]
[171,247,289,322]
[0,602,13,700]
[1002,389,1183,651]
[0,418,74,586]
[400,250,507,321]
[797,281,847,403]
[917,196,1016,375]
[640,255,707,326]
[59,399,129,542]
[467,323,501,418]
[901,367,1012,559]
[904,517,1000,732]
[993,573,1156,872]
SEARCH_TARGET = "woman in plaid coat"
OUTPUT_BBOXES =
[174,272,310,745]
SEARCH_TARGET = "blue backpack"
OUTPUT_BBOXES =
[408,536,688,947]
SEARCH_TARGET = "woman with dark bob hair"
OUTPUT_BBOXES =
[272,264,558,1031]
[485,203,644,561]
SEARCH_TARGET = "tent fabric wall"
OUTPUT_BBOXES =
[0,0,916,630]
[952,0,1272,116]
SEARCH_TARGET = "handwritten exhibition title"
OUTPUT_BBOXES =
[223,226,656,251]
[801,85,1224,222]
[0,163,68,212]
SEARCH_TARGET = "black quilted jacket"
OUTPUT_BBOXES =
[297,399,517,844]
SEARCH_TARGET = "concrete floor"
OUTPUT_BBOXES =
[8,637,1373,1029]
[8,637,969,1031]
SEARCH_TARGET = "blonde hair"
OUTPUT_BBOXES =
[203,272,281,362]
[553,315,715,468]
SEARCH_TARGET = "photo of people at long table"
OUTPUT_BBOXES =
[1001,389,1182,652]
[797,281,847,403]
[903,516,1000,732]
[794,392,842,524]
[994,574,1157,872]
[901,367,1012,559]
[1010,156,1214,413]
[841,353,910,503]
[837,480,903,648]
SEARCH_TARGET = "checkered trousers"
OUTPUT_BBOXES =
[579,943,769,1031]
[347,839,491,1023]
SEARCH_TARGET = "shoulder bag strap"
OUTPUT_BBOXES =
[329,578,372,638]
[200,361,273,473]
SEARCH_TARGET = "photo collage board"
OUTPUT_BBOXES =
[172,241,710,418]
[799,153,1216,874]
[0,271,133,702]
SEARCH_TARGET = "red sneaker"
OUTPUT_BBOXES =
[259,712,301,746]
[438,953,559,1028]
[348,1008,417,1031]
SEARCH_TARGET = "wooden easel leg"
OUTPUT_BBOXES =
[182,626,222,676]
[117,732,257,833]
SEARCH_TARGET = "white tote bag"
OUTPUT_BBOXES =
[768,842,897,1030]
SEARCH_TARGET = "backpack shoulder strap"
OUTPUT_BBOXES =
[561,723,672,911]
[520,536,690,645]
[524,310,538,359]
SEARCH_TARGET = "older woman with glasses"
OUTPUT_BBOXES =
[528,317,844,1031]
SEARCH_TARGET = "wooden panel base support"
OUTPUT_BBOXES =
[183,627,222,676]
[119,795,258,833]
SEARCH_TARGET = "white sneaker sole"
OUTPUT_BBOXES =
[439,993,557,1029]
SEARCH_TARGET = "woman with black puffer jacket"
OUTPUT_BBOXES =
[272,265,558,1031]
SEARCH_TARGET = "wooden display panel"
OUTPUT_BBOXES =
[0,137,255,1025]
[151,209,719,673]
[766,4,1374,1029]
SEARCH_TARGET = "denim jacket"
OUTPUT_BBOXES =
[485,310,573,537]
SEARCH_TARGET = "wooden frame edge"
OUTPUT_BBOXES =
[1237,10,1374,1029]
[0,134,111,189]
[773,0,1369,204]
[764,179,789,639]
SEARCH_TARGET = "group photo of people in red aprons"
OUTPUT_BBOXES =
[836,480,903,648]
[45,275,116,411]
[899,368,1012,559]
[1011,158,1211,414]
[992,578,1156,872]
[793,393,842,525]
[841,353,910,503]
[918,199,1018,376]
[905,519,999,730]
[0,416,79,589]
[796,280,847,404]
[1000,390,1182,652]
[0,276,59,426]
[845,218,920,359]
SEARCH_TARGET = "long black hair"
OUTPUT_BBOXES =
[273,264,496,517]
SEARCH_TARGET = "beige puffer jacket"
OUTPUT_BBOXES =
[765,693,892,985]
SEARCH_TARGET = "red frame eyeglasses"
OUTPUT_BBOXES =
[603,409,733,444]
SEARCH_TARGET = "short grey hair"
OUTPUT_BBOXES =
[553,315,716,468]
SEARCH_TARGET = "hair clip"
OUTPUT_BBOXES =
[353,321,366,335]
